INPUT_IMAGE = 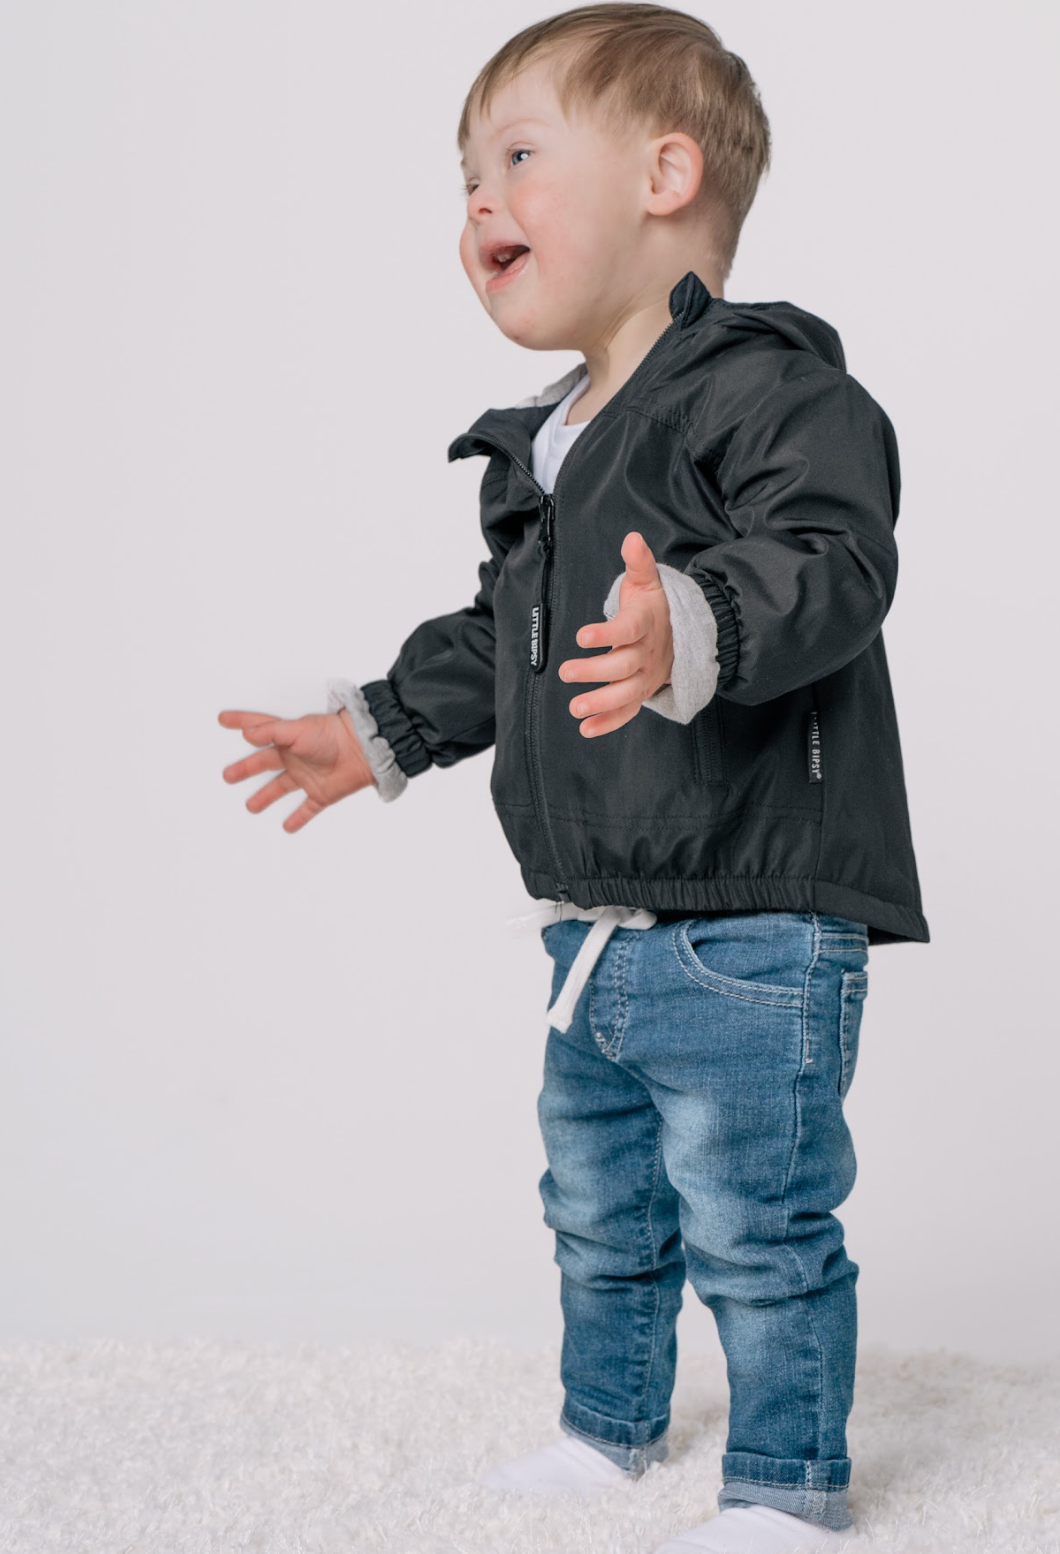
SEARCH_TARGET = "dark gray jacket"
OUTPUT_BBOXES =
[346,270,928,945]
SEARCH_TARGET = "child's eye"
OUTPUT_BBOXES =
[459,149,532,199]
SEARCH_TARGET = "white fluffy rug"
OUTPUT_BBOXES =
[0,1337,1056,1553]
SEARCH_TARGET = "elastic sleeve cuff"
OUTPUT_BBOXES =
[602,563,719,724]
[326,679,409,802]
[691,571,740,687]
[359,677,433,779]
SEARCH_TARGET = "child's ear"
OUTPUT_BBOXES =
[644,130,703,216]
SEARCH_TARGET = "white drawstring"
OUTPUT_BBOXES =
[506,898,658,1033]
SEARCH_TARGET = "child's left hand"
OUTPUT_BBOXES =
[558,531,675,738]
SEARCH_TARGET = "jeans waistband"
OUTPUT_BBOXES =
[506,899,657,1033]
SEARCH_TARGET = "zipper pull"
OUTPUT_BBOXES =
[537,492,555,556]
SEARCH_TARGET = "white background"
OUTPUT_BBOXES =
[2,1,1056,1362]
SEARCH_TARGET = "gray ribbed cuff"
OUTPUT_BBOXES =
[325,678,408,803]
[602,562,719,724]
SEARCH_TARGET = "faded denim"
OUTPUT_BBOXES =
[537,910,869,1530]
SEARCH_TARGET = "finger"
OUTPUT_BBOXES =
[580,700,642,739]
[218,710,281,733]
[619,531,661,589]
[245,771,299,813]
[568,671,648,722]
[217,709,298,749]
[282,796,324,834]
[572,608,648,652]
[559,644,642,685]
[223,747,284,785]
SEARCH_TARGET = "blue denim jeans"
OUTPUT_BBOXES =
[537,910,869,1531]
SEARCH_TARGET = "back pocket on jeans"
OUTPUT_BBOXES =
[839,970,868,1099]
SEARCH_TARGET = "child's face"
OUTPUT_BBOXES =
[458,59,650,351]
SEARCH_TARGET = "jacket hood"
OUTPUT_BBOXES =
[714,294,846,373]
[448,272,849,469]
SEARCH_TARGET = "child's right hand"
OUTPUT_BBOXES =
[218,707,375,833]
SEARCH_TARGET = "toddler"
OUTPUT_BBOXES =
[220,7,928,1550]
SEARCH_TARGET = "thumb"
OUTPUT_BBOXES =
[620,531,661,592]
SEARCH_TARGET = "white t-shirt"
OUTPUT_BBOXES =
[530,369,592,494]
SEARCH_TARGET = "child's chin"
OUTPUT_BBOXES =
[493,308,568,352]
[492,309,539,346]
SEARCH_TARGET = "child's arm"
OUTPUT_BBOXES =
[220,456,515,822]
[682,366,900,704]
[348,524,513,782]
[561,366,900,729]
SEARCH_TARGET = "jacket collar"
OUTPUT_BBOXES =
[667,267,714,329]
[447,269,714,470]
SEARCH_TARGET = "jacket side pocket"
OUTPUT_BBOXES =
[692,702,726,786]
[838,970,869,1100]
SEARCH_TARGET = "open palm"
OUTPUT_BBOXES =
[218,708,372,832]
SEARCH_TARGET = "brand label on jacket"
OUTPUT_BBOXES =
[807,710,823,782]
[529,601,548,671]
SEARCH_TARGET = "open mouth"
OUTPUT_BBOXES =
[490,243,530,270]
[485,245,531,291]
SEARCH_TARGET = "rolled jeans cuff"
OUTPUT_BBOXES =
[559,1403,670,1477]
[719,1452,854,1531]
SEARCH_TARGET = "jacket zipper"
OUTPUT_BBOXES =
[468,317,680,901]
[489,446,570,899]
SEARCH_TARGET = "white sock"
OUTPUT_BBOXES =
[476,1432,632,1497]
[651,1504,852,1554]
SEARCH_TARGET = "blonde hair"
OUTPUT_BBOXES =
[456,3,771,283]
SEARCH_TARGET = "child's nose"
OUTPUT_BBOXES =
[467,181,503,219]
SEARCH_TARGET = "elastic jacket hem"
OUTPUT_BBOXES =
[518,867,929,946]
